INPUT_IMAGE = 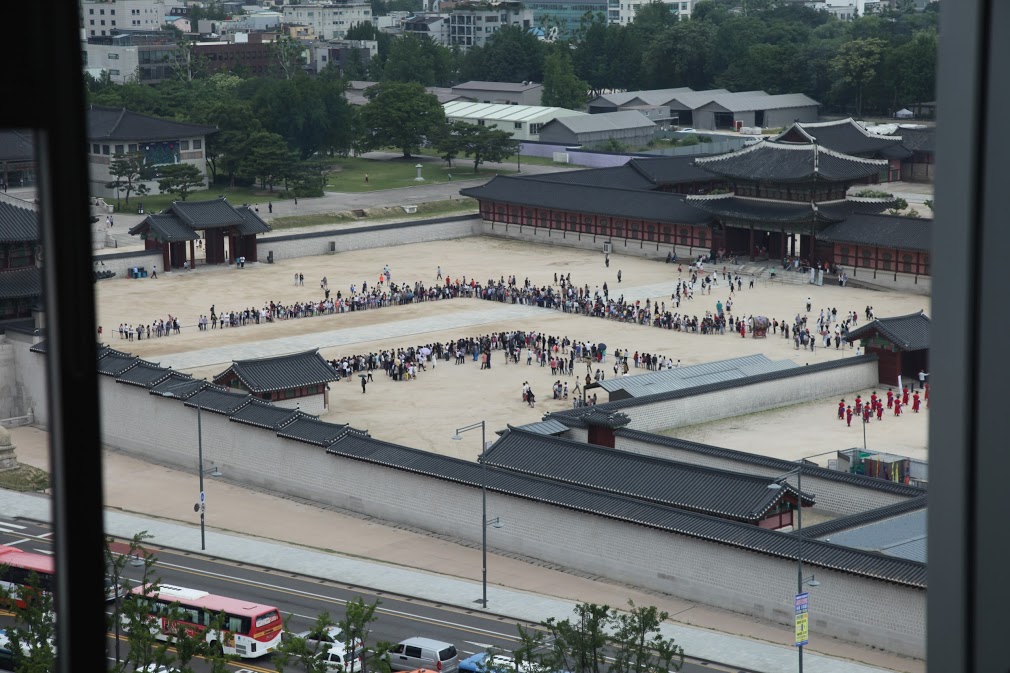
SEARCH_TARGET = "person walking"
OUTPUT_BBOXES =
[918,369,929,390]
[268,201,273,213]
[150,265,157,279]
[361,376,367,394]
[617,269,622,283]
[437,265,443,280]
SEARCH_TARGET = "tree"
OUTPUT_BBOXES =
[274,612,339,673]
[0,569,57,673]
[156,163,205,201]
[337,598,382,673]
[435,121,517,173]
[642,20,718,90]
[608,601,684,673]
[169,37,207,82]
[240,131,298,191]
[542,51,589,109]
[357,82,446,158]
[381,34,457,87]
[540,603,611,673]
[830,37,887,116]
[191,99,263,186]
[106,152,151,207]
[271,35,306,80]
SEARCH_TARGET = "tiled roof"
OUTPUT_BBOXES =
[0,266,41,300]
[800,496,927,538]
[129,214,199,242]
[548,356,885,426]
[889,126,934,152]
[589,87,696,108]
[628,156,726,185]
[845,311,931,351]
[326,433,925,587]
[519,165,657,191]
[87,104,217,142]
[688,194,895,225]
[611,428,927,497]
[484,428,813,522]
[229,399,306,430]
[96,352,142,377]
[183,387,252,415]
[276,416,351,447]
[0,130,34,163]
[29,339,47,353]
[460,176,713,226]
[3,319,39,336]
[775,119,912,159]
[694,142,887,182]
[214,349,339,393]
[543,111,655,135]
[129,199,270,241]
[115,361,173,388]
[148,372,210,399]
[819,213,931,252]
[512,419,570,436]
[0,201,40,243]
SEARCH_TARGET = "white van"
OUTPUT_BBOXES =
[388,637,459,673]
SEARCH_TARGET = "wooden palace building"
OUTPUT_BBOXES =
[461,118,932,278]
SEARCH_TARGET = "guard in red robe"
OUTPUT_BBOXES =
[846,406,853,426]
[870,391,878,412]
[894,399,902,416]
[902,387,910,405]
[912,392,921,413]
[863,405,872,423]
[855,396,862,415]
[838,399,846,420]
[887,389,894,408]
[876,403,884,421]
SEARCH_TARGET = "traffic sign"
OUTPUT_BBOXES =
[200,491,205,503]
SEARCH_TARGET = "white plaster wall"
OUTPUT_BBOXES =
[261,219,480,261]
[8,338,48,427]
[272,393,325,415]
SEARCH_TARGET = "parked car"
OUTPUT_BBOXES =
[318,643,365,672]
[679,128,697,133]
[283,625,358,652]
[459,652,532,673]
[388,637,459,673]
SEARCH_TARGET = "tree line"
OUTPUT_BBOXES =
[1,531,685,673]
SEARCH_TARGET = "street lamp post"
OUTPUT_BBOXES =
[517,144,524,173]
[158,391,220,550]
[768,449,838,673]
[452,420,501,609]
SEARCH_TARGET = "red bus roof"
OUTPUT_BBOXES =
[131,584,278,616]
[0,545,55,574]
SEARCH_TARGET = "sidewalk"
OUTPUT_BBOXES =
[5,428,923,673]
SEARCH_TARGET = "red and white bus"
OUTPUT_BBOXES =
[126,584,283,659]
[0,545,54,608]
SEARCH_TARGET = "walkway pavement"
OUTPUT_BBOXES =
[0,488,910,673]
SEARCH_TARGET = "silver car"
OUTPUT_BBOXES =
[388,637,459,673]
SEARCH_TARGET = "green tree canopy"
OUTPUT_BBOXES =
[155,163,205,201]
[541,51,589,109]
[357,82,446,158]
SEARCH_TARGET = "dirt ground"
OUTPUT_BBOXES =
[94,236,931,461]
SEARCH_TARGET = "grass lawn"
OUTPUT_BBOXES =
[268,197,478,230]
[324,155,514,192]
[111,185,281,214]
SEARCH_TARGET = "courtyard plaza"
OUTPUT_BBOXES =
[96,236,931,460]
[37,235,931,673]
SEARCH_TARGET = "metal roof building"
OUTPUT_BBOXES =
[442,101,587,142]
[598,354,797,401]
[537,111,656,150]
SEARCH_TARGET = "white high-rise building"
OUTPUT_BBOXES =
[611,0,692,26]
[81,0,167,37]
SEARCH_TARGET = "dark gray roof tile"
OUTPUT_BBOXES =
[845,311,931,351]
[0,130,34,163]
[799,496,927,538]
[0,266,41,299]
[485,429,813,522]
[96,352,142,376]
[183,387,252,415]
[611,428,927,497]
[460,176,712,225]
[115,361,173,388]
[776,119,911,159]
[149,373,210,399]
[276,416,351,447]
[0,201,39,243]
[326,433,925,587]
[694,142,888,182]
[213,349,339,393]
[87,104,217,142]
[819,213,931,252]
[230,399,306,430]
[628,155,726,185]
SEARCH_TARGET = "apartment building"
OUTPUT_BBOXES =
[447,1,533,50]
[81,0,167,37]
[281,1,373,40]
[82,31,178,84]
[610,0,692,26]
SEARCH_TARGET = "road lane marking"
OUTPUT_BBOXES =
[0,521,27,529]
[3,538,30,547]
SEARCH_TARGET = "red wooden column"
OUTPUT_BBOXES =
[162,244,170,272]
[189,239,196,268]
